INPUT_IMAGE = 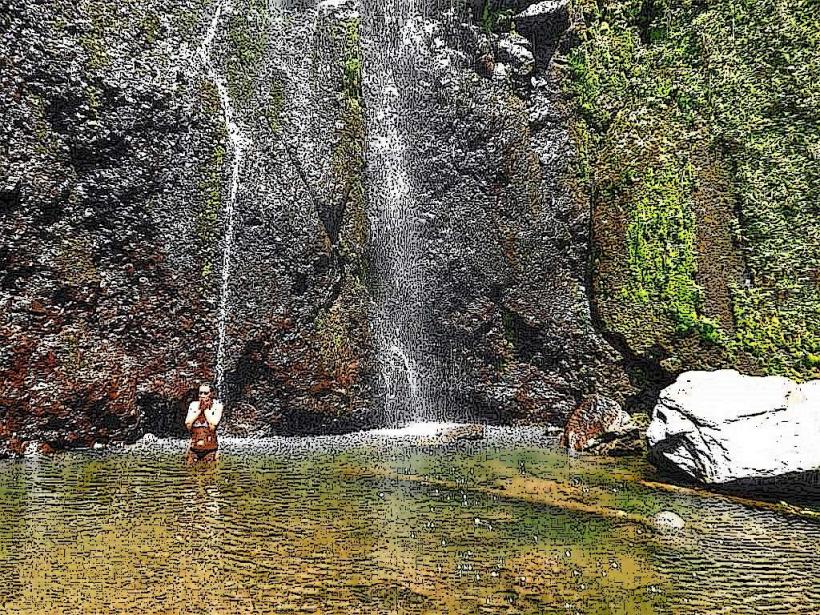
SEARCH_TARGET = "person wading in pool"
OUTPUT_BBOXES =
[185,383,223,463]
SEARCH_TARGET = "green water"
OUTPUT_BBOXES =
[0,431,817,614]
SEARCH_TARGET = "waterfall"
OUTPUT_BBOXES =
[193,0,465,419]
[198,0,247,393]
[360,0,461,424]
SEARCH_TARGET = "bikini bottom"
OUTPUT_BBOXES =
[186,448,218,463]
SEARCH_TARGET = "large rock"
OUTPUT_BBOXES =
[647,370,820,484]
[560,395,640,455]
[512,0,569,66]
[514,1,569,34]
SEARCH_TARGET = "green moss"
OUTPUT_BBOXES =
[174,0,213,34]
[623,161,722,343]
[732,285,819,378]
[200,80,221,116]
[335,17,368,283]
[86,87,100,115]
[315,307,347,356]
[263,81,285,134]
[225,0,269,107]
[196,142,226,279]
[565,0,819,377]
[139,13,162,45]
[338,178,369,284]
[342,17,363,108]
[79,31,110,70]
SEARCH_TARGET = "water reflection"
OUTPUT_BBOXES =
[0,434,817,613]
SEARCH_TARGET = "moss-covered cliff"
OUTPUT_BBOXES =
[563,0,819,381]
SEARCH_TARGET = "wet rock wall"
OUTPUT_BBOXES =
[0,0,632,453]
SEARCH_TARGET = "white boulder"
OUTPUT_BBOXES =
[647,370,820,484]
[515,1,569,27]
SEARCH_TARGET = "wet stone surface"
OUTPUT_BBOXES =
[1,0,630,452]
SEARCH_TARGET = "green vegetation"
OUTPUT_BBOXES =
[225,0,270,107]
[623,161,722,343]
[263,81,285,134]
[335,17,368,283]
[564,0,820,378]
[78,8,112,71]
[480,1,514,33]
[342,17,363,108]
[222,0,287,131]
[314,305,349,358]
[138,12,162,45]
[74,0,169,68]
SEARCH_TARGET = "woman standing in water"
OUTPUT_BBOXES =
[185,383,223,463]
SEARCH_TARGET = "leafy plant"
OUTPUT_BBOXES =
[480,1,514,33]
[563,0,819,376]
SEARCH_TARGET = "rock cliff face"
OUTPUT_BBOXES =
[0,0,380,451]
[4,0,814,453]
[1,0,225,452]
[1,0,630,452]
[564,0,820,394]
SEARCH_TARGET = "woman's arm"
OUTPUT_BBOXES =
[206,401,223,429]
[184,401,199,431]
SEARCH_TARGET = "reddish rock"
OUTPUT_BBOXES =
[560,395,640,455]
[37,442,56,455]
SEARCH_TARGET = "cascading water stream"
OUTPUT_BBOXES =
[360,0,463,424]
[197,0,247,392]
[360,2,427,424]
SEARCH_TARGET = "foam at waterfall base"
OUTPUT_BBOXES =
[367,421,469,438]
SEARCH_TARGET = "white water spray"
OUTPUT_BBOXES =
[361,8,428,424]
[198,0,247,392]
[360,0,465,424]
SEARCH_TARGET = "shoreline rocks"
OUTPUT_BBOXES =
[647,370,820,485]
[560,395,640,455]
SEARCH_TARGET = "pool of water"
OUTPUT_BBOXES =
[0,427,818,614]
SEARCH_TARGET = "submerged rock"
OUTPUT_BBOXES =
[652,510,685,532]
[647,370,820,484]
[560,395,640,455]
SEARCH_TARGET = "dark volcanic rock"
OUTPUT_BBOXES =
[0,0,375,449]
[1,0,632,453]
[0,0,224,452]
